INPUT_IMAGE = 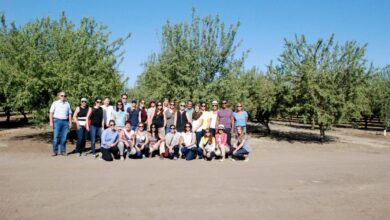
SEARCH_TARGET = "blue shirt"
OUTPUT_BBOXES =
[233,111,248,127]
[101,128,119,149]
[127,108,140,126]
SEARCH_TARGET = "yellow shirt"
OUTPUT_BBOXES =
[200,111,211,130]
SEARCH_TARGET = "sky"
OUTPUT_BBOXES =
[2,0,389,87]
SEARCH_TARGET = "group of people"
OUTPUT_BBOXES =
[49,92,251,162]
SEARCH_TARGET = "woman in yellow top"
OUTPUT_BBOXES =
[200,101,211,135]
[199,128,216,161]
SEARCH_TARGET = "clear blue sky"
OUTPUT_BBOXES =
[2,0,389,87]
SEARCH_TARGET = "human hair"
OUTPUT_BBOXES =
[204,128,213,145]
[121,93,128,98]
[108,120,116,125]
[236,126,245,139]
[149,123,159,138]
[116,100,124,111]
[184,122,192,132]
[192,103,202,120]
[154,101,163,117]
[125,121,131,126]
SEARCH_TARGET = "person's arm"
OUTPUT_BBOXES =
[163,111,167,128]
[216,112,220,128]
[190,133,196,146]
[125,112,129,122]
[85,108,92,131]
[230,113,235,134]
[110,133,119,147]
[49,102,55,127]
[195,118,203,131]
[138,110,142,123]
[186,112,192,123]
[142,134,149,149]
[233,136,246,153]
[173,112,177,127]
[101,108,104,128]
[245,112,248,124]
[101,130,107,147]
[73,107,80,128]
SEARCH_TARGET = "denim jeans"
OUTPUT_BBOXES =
[233,148,249,160]
[90,125,102,154]
[195,131,203,147]
[181,146,197,160]
[167,145,180,159]
[165,127,170,135]
[131,125,137,131]
[134,144,150,159]
[225,128,232,147]
[52,119,69,154]
[75,126,87,154]
[101,146,119,161]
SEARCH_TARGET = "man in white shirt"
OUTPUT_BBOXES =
[49,91,72,156]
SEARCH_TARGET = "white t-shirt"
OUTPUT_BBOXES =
[192,118,202,132]
[182,132,195,146]
[50,100,72,119]
[210,111,218,129]
[102,105,114,126]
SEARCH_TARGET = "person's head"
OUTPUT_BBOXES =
[212,100,218,111]
[237,126,244,137]
[163,98,169,108]
[221,99,228,109]
[156,101,163,111]
[170,125,176,134]
[236,102,243,112]
[108,120,116,131]
[192,103,202,120]
[103,97,110,106]
[125,121,131,131]
[218,124,225,134]
[80,97,88,107]
[170,100,176,109]
[139,99,145,108]
[58,91,67,102]
[121,93,128,103]
[116,100,124,111]
[204,128,213,144]
[150,99,156,108]
[194,103,200,112]
[179,101,185,111]
[150,123,158,136]
[131,98,137,108]
[137,122,145,132]
[184,122,192,133]
[187,100,193,109]
[200,102,207,111]
[94,97,102,107]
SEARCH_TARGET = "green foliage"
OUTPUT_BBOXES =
[130,8,248,106]
[0,12,130,124]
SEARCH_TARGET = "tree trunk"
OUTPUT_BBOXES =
[364,116,368,130]
[319,124,325,142]
[18,108,28,123]
[311,118,315,130]
[4,107,11,123]
[264,119,271,135]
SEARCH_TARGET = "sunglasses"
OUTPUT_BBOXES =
[96,101,102,103]
[109,124,115,127]
[212,104,217,106]
[117,103,122,105]
[170,127,176,129]
[122,97,128,99]
[151,126,156,129]
[170,103,174,105]
[81,101,87,103]
[180,105,185,107]
[236,105,242,107]
[185,126,191,128]
[201,105,206,107]
[138,125,144,128]
[222,102,227,104]
[157,104,162,106]
[60,95,67,97]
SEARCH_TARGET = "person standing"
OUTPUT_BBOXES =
[233,102,249,135]
[200,101,211,135]
[152,101,166,137]
[138,99,148,124]
[217,99,234,147]
[209,100,219,136]
[72,98,91,157]
[127,98,140,131]
[112,101,127,129]
[121,93,131,113]
[86,98,104,157]
[49,91,72,156]
[191,104,203,158]
[101,97,114,129]
[174,102,190,136]
[185,100,194,122]
[165,100,176,134]
[100,120,120,162]
[147,99,156,131]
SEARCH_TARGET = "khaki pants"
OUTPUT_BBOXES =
[149,142,166,155]
[215,144,230,157]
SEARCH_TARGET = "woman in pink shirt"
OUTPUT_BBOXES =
[215,124,230,161]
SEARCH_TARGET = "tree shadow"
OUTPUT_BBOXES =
[0,120,32,130]
[248,123,337,144]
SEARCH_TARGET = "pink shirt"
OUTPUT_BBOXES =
[215,132,229,147]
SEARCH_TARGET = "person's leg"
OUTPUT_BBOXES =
[59,120,69,154]
[243,126,247,134]
[111,146,120,159]
[197,147,203,159]
[195,131,202,147]
[52,120,61,155]
[165,127,170,135]
[211,128,216,137]
[142,144,149,157]
[75,127,83,154]
[90,125,97,155]
[101,148,113,161]
[131,125,137,131]
[159,142,165,156]
[226,128,232,147]
[173,145,180,158]
[233,148,249,160]
[81,127,87,154]
[186,147,196,160]
[117,142,125,157]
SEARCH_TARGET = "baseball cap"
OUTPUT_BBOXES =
[81,98,88,103]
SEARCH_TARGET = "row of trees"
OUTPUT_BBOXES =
[129,9,390,140]
[1,10,389,140]
[0,12,130,124]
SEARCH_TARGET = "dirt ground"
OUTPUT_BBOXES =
[0,122,389,220]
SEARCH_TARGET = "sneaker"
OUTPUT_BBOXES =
[51,153,58,157]
[142,155,146,159]
[91,154,97,158]
[120,156,124,161]
[77,153,81,157]
[173,157,178,160]
[60,153,67,157]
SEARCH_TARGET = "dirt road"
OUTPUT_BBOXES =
[0,124,389,220]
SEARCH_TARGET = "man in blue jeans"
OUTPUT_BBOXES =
[49,91,72,156]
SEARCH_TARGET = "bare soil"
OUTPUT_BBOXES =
[0,122,389,220]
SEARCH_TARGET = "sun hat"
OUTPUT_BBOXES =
[218,124,225,130]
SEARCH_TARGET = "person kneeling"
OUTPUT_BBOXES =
[132,122,149,159]
[199,128,216,161]
[180,123,197,161]
[215,124,230,161]
[164,125,181,160]
[232,126,250,161]
[100,120,120,162]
